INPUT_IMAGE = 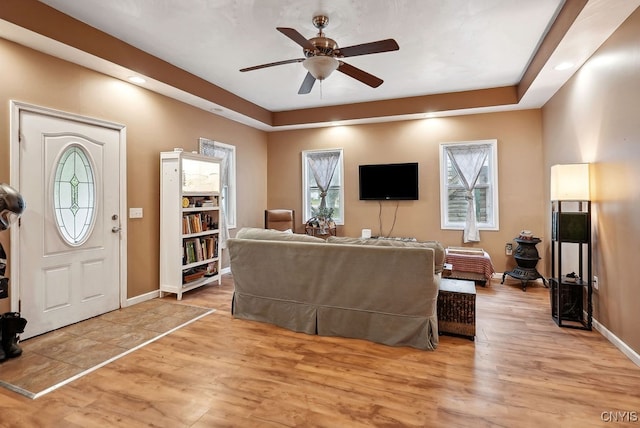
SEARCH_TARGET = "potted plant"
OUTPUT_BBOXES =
[307,206,335,234]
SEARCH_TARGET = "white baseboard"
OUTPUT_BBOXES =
[593,318,640,368]
[125,289,159,307]
[125,269,231,307]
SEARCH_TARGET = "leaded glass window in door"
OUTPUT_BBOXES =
[53,145,96,245]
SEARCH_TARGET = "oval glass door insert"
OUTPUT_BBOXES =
[53,145,96,245]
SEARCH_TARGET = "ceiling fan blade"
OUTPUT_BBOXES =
[240,58,304,72]
[298,72,316,94]
[277,27,316,51]
[337,39,399,58]
[337,62,383,88]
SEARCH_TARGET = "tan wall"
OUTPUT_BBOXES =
[267,109,546,274]
[0,38,268,309]
[542,9,640,353]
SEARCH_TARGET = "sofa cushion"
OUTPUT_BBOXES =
[235,227,325,243]
[327,236,445,273]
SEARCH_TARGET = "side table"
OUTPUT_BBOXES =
[438,278,476,340]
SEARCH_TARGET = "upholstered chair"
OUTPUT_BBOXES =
[264,209,296,232]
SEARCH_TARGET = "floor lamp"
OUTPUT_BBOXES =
[550,163,592,330]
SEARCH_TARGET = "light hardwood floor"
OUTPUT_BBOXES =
[0,274,638,427]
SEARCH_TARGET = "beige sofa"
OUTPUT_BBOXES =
[227,228,445,350]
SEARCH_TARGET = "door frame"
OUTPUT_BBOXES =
[9,101,128,312]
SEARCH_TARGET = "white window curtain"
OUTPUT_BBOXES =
[445,144,491,243]
[307,151,340,211]
[199,139,230,249]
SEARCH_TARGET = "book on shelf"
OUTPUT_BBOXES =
[184,237,218,265]
[190,214,202,233]
[185,240,196,264]
[183,215,195,234]
[193,238,203,261]
[183,213,210,234]
[204,236,215,259]
[201,238,208,261]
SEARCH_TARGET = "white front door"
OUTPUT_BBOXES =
[15,106,124,339]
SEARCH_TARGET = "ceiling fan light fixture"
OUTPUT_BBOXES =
[303,56,339,80]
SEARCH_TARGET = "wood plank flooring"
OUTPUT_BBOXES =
[0,274,638,427]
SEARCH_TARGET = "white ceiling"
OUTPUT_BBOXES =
[5,1,640,129]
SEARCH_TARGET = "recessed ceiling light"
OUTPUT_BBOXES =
[128,76,146,84]
[554,62,574,71]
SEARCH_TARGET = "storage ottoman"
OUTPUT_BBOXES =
[438,278,476,340]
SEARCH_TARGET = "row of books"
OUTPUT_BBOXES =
[198,199,218,207]
[182,213,218,234]
[183,236,218,265]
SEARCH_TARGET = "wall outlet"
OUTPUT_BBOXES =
[593,275,599,290]
[505,243,513,256]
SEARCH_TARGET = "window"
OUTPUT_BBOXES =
[439,139,498,230]
[199,138,236,229]
[302,148,344,225]
[53,145,96,245]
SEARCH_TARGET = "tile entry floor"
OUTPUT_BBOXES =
[0,299,214,397]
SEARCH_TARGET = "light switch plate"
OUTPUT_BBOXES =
[129,207,143,218]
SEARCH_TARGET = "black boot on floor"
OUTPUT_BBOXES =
[0,314,6,362]
[1,312,27,359]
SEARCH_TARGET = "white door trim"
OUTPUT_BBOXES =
[9,101,128,311]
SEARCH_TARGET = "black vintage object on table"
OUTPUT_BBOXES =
[501,237,547,291]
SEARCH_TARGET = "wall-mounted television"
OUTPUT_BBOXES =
[359,162,419,200]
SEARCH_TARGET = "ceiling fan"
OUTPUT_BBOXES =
[240,15,399,94]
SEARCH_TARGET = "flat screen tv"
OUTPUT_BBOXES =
[359,162,419,200]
